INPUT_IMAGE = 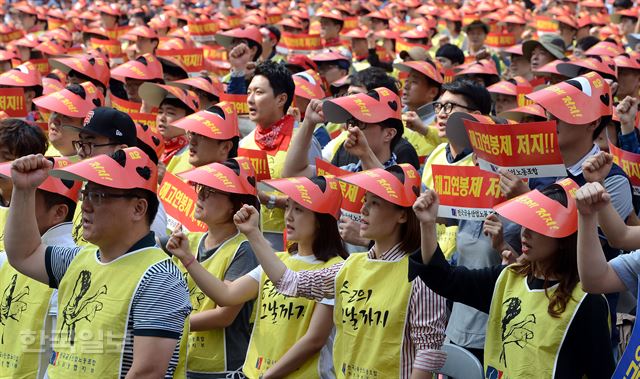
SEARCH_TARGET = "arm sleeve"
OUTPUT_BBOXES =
[410,279,449,372]
[275,262,344,301]
[618,131,640,154]
[247,265,263,282]
[394,139,420,170]
[131,260,192,339]
[604,174,634,220]
[307,136,323,165]
[407,246,505,314]
[45,246,82,289]
[366,48,394,72]
[223,241,259,281]
[610,252,640,293]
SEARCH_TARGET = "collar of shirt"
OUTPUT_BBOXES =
[367,242,405,261]
[567,144,600,176]
[445,144,472,163]
[352,153,398,172]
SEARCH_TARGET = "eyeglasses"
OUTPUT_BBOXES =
[195,184,227,201]
[433,101,477,115]
[79,189,140,206]
[345,118,369,130]
[72,140,119,156]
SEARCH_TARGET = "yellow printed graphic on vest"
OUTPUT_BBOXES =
[339,281,387,331]
[260,279,307,323]
[59,270,108,346]
[498,297,536,366]
[1,274,30,342]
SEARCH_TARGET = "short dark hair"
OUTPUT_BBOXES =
[442,78,492,115]
[386,165,421,253]
[0,119,48,159]
[614,0,633,9]
[254,60,295,113]
[351,67,400,95]
[576,36,600,51]
[160,60,189,80]
[321,17,344,31]
[287,176,348,261]
[246,39,263,62]
[436,43,466,66]
[39,189,77,223]
[129,188,159,226]
[160,97,195,116]
[265,25,281,43]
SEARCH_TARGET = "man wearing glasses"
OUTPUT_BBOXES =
[3,148,190,379]
[421,78,493,189]
[66,107,168,244]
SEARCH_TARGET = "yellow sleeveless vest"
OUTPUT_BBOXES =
[0,207,8,251]
[333,253,411,378]
[403,121,447,164]
[48,246,169,378]
[239,132,291,233]
[176,231,248,374]
[244,252,343,379]
[0,261,53,379]
[166,149,194,176]
[484,268,588,378]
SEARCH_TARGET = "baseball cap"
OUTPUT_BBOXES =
[171,102,240,140]
[263,176,342,218]
[286,55,318,72]
[68,107,137,146]
[394,60,443,84]
[138,82,200,111]
[339,164,420,207]
[180,157,257,196]
[323,87,401,126]
[33,82,103,118]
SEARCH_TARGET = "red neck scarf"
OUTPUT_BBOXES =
[254,115,294,152]
[161,135,189,165]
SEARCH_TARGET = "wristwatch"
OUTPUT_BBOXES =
[266,194,277,209]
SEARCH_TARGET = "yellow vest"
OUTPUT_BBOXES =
[70,200,90,247]
[334,253,412,378]
[48,246,170,378]
[484,268,588,378]
[403,121,447,165]
[45,144,61,157]
[166,149,194,176]
[244,252,344,379]
[239,132,291,233]
[177,231,248,374]
[352,60,371,72]
[325,123,344,141]
[0,261,53,379]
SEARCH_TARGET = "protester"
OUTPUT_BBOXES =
[410,182,615,377]
[4,148,191,378]
[168,175,347,379]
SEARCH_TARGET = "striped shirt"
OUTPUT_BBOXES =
[44,233,191,379]
[276,243,449,377]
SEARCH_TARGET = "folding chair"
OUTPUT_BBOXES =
[436,343,484,379]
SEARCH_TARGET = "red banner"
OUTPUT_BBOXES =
[237,148,271,181]
[28,59,51,76]
[516,85,534,107]
[219,93,249,115]
[110,96,142,114]
[315,158,365,216]
[90,38,124,60]
[442,68,455,84]
[610,143,640,195]
[130,112,158,132]
[0,87,27,117]
[203,45,228,61]
[465,120,566,177]
[395,40,430,54]
[277,32,323,54]
[157,48,204,73]
[105,26,131,40]
[188,19,218,42]
[343,17,358,32]
[158,171,207,233]
[48,18,71,30]
[432,165,506,220]
[534,16,559,33]
[485,32,516,48]
[0,30,23,43]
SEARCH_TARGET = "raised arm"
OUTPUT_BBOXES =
[576,182,628,293]
[413,190,440,265]
[166,229,259,306]
[282,100,325,178]
[5,154,51,284]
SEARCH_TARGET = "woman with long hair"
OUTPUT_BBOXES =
[231,164,448,378]
[168,157,260,378]
[168,175,347,378]
[410,179,615,377]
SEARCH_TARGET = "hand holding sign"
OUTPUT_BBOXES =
[303,99,325,127]
[498,168,530,199]
[413,190,440,224]
[229,43,252,72]
[483,213,506,251]
[166,225,193,263]
[582,151,613,184]
[11,154,53,190]
[233,204,261,236]
[616,96,639,135]
[575,182,611,215]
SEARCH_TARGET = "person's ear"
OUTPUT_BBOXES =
[383,127,397,144]
[275,92,288,110]
[427,85,440,102]
[24,89,36,105]
[398,208,408,224]
[220,139,233,157]
[52,204,70,225]
[132,197,149,223]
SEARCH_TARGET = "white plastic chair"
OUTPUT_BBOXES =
[436,343,484,379]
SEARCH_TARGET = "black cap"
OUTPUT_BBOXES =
[76,107,137,147]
